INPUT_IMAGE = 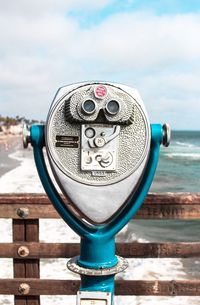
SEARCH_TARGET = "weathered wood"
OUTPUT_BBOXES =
[0,279,79,295]
[0,242,80,258]
[0,194,51,204]
[25,220,40,305]
[12,220,40,305]
[0,242,200,258]
[116,242,200,258]
[115,280,200,296]
[25,220,39,278]
[13,220,26,277]
[1,193,200,205]
[0,279,200,296]
[13,297,26,305]
[136,204,200,219]
[0,204,58,219]
[1,193,200,219]
[2,203,200,219]
[13,220,26,305]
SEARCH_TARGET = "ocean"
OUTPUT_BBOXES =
[0,130,200,305]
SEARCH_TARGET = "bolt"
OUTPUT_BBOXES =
[18,246,29,257]
[94,137,105,148]
[18,283,30,295]
[17,207,29,219]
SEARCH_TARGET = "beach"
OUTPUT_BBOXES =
[0,135,22,176]
[0,131,200,305]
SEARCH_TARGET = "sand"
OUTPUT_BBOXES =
[0,134,22,178]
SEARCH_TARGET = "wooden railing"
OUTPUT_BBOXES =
[0,193,200,304]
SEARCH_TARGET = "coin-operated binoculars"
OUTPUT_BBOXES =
[23,81,170,305]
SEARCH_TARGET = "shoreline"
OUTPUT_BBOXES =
[0,135,22,178]
[0,133,21,143]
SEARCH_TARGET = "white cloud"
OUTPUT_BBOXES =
[74,12,200,69]
[0,0,113,16]
[0,3,200,128]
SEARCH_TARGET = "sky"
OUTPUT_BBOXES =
[0,0,200,129]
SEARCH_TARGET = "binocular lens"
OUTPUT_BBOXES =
[82,100,96,114]
[106,100,120,115]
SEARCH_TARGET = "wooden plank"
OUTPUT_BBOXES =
[0,242,79,258]
[1,193,200,205]
[13,220,26,305]
[25,220,39,278]
[1,242,200,258]
[0,193,200,219]
[0,204,58,219]
[13,297,27,305]
[145,193,200,205]
[0,279,79,295]
[13,220,26,278]
[0,194,51,204]
[116,242,200,258]
[25,220,40,305]
[13,220,26,243]
[0,279,200,296]
[13,220,40,305]
[135,204,200,219]
[115,280,200,296]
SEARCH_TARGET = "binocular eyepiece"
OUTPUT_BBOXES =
[81,98,120,116]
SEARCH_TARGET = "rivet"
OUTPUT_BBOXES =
[18,246,30,257]
[17,207,29,219]
[18,283,30,295]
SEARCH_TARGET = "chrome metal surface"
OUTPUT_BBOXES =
[46,82,150,186]
[17,246,30,257]
[45,81,151,224]
[77,291,111,305]
[162,123,171,147]
[17,207,29,219]
[81,124,118,171]
[22,124,31,149]
[67,255,128,276]
[51,155,148,223]
[18,283,30,295]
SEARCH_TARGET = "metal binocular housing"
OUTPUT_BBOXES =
[46,81,152,225]
[23,81,170,305]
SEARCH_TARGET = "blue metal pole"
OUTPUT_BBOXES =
[80,274,115,294]
[79,236,117,269]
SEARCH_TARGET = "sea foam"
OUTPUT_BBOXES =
[165,152,200,161]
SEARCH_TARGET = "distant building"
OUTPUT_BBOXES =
[9,124,22,135]
[0,124,22,135]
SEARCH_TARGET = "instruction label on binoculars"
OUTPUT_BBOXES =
[55,135,79,148]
